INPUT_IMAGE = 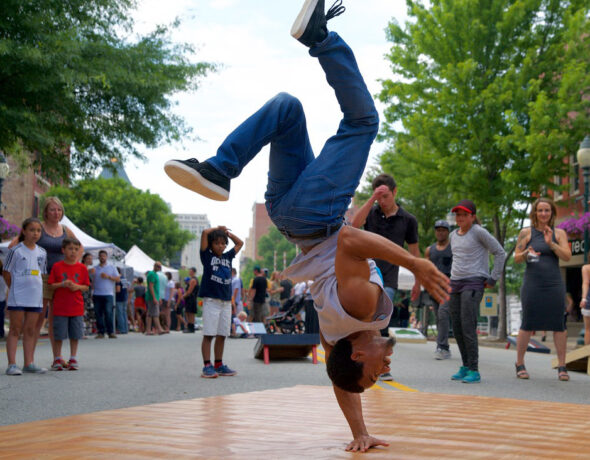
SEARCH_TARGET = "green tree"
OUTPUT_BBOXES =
[239,226,296,290]
[46,178,193,261]
[257,226,297,273]
[378,0,590,338]
[0,0,214,180]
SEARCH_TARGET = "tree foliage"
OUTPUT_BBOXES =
[46,178,193,261]
[239,226,296,289]
[0,0,214,180]
[376,0,590,337]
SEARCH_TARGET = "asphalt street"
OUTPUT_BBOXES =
[1,331,589,426]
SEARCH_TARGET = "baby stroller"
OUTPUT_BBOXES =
[265,294,306,334]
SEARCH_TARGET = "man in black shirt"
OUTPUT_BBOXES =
[352,173,420,380]
[424,220,453,359]
[248,266,267,322]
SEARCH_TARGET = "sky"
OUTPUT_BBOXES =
[126,0,409,244]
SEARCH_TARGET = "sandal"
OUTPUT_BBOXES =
[515,363,529,379]
[557,366,570,382]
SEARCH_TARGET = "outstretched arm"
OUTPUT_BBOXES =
[321,334,388,452]
[335,226,449,317]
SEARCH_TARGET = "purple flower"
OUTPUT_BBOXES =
[0,217,20,240]
[557,212,590,236]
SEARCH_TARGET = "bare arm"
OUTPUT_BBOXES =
[200,227,215,251]
[321,333,388,452]
[148,280,157,300]
[7,236,18,249]
[227,230,244,254]
[547,228,571,262]
[513,228,532,264]
[184,279,197,298]
[335,226,450,316]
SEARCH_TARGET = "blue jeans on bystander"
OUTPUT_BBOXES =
[93,295,114,335]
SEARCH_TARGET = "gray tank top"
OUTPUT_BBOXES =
[429,242,452,277]
[283,228,393,345]
[37,225,66,272]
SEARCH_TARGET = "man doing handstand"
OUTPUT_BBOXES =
[165,0,450,452]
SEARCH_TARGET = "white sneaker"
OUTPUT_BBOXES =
[6,364,22,375]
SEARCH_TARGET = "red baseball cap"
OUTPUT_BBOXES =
[452,199,476,214]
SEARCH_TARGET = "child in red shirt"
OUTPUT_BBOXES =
[48,238,90,370]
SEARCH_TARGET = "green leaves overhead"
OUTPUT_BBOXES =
[378,0,590,242]
[0,0,215,180]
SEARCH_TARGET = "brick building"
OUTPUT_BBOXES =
[1,155,52,230]
[241,202,273,263]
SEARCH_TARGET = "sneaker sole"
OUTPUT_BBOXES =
[218,372,237,377]
[164,160,229,201]
[290,0,320,39]
[201,374,218,379]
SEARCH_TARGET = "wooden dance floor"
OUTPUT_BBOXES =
[1,385,590,459]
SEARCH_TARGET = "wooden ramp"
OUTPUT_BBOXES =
[551,344,590,374]
[1,385,590,459]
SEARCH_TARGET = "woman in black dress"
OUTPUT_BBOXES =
[514,198,571,380]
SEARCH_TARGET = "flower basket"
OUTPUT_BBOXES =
[0,217,20,241]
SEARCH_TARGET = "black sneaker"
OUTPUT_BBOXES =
[290,0,345,47]
[164,159,230,201]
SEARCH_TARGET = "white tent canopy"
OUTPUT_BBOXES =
[124,245,179,280]
[0,215,125,259]
[59,215,125,259]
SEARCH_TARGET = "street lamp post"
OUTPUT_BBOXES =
[0,152,10,218]
[577,136,590,264]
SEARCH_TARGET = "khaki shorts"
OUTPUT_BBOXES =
[42,274,55,301]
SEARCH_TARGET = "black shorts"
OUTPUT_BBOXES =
[185,298,197,314]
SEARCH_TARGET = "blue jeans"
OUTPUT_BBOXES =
[115,300,128,334]
[93,295,114,335]
[206,32,378,243]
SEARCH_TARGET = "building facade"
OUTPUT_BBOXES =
[1,156,52,230]
[241,202,273,264]
[175,213,210,275]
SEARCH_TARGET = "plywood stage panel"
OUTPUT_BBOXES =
[1,385,590,459]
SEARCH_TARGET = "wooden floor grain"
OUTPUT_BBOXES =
[1,385,589,459]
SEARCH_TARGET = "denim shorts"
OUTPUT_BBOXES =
[53,315,84,340]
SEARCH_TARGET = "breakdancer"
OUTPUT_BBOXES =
[165,0,450,452]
